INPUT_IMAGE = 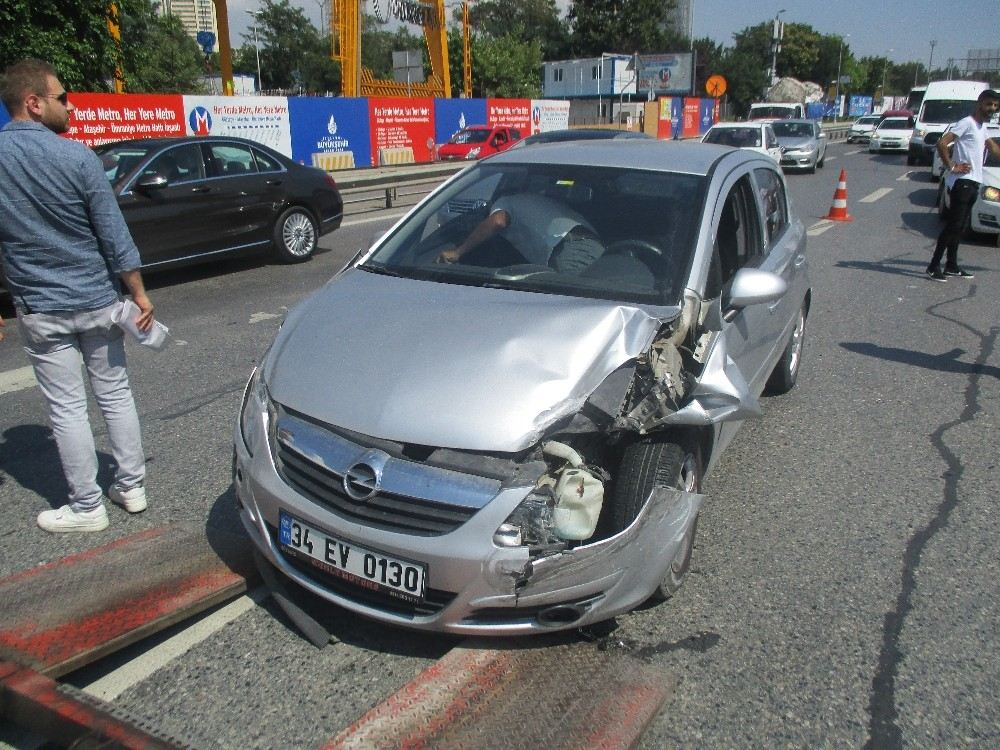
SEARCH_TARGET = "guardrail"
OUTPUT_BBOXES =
[340,176,448,213]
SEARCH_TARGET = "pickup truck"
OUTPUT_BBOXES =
[438,125,521,161]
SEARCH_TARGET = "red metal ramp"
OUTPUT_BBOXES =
[0,522,257,678]
[322,638,675,750]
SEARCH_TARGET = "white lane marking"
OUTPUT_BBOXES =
[845,149,865,155]
[0,366,37,396]
[860,188,893,203]
[79,587,270,702]
[249,312,281,324]
[824,155,837,162]
[807,220,834,236]
[897,171,917,181]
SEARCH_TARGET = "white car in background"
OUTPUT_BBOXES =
[931,123,1000,181]
[869,117,913,154]
[701,122,782,163]
[847,115,881,143]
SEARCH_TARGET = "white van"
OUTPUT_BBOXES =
[908,80,989,165]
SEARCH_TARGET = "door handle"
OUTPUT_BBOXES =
[265,179,283,186]
[190,185,211,193]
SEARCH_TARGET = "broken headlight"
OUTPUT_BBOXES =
[493,487,565,548]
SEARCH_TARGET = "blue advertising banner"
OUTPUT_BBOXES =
[671,97,684,139]
[849,96,874,118]
[434,99,487,145]
[288,97,371,170]
[698,98,715,134]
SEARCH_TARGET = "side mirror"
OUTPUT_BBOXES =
[135,174,168,190]
[725,267,787,310]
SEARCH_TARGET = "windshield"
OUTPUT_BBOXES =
[989,138,1000,168]
[704,127,761,147]
[878,118,911,130]
[448,129,490,144]
[361,161,706,305]
[771,122,814,138]
[921,99,976,124]
[750,106,796,119]
[856,117,880,126]
[95,143,156,186]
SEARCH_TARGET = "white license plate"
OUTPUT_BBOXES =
[278,511,426,604]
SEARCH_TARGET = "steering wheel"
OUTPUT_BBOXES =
[607,239,664,261]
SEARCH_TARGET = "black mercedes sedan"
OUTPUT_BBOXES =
[94,135,343,267]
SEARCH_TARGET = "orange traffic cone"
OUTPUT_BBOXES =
[824,168,853,222]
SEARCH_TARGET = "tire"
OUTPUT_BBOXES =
[764,304,806,396]
[273,206,318,263]
[608,440,701,602]
[906,153,916,166]
[817,152,825,168]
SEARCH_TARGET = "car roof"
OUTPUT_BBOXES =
[487,138,762,176]
[96,135,277,151]
[771,118,816,125]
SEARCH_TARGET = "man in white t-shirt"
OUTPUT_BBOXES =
[927,89,1000,281]
[437,193,605,273]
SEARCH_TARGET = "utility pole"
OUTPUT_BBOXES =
[768,9,786,88]
[928,40,937,83]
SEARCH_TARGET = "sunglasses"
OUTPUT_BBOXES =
[41,91,69,105]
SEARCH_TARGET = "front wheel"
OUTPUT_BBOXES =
[765,303,807,395]
[608,440,701,602]
[273,206,318,263]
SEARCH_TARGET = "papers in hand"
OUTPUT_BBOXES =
[112,299,169,351]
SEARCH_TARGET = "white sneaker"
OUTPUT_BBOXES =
[37,504,109,533]
[109,483,148,513]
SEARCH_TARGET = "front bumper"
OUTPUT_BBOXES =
[870,138,908,152]
[233,409,702,635]
[780,151,817,169]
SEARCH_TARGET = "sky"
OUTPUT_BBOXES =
[227,0,998,77]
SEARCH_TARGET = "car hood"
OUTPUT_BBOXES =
[777,137,815,149]
[263,269,675,453]
[982,165,1000,187]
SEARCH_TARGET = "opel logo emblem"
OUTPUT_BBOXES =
[343,461,380,500]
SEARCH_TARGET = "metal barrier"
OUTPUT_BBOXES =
[340,176,445,213]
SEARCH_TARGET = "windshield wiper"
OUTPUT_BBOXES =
[360,264,406,278]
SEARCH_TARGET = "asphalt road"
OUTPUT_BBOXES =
[2,143,999,748]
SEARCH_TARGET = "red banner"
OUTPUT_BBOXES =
[63,94,185,148]
[682,98,701,139]
[487,98,531,133]
[368,97,435,164]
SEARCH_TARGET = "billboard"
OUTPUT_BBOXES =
[62,94,185,147]
[487,98,531,133]
[182,95,292,157]
[639,53,694,97]
[368,96,435,164]
[849,95,874,117]
[530,99,570,134]
[698,98,716,134]
[434,98,488,145]
[289,97,371,169]
[682,98,701,138]
[656,97,684,139]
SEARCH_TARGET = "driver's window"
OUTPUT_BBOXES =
[707,176,764,297]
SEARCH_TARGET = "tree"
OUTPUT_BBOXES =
[568,0,683,57]
[361,13,426,80]
[473,34,543,98]
[0,0,137,91]
[241,0,339,93]
[462,0,569,60]
[119,3,207,93]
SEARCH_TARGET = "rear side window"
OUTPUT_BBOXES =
[208,143,257,176]
[252,148,282,173]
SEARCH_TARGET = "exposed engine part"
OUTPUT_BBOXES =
[620,336,690,434]
[532,441,607,542]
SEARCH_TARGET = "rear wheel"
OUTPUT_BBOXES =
[608,440,701,601]
[273,206,318,263]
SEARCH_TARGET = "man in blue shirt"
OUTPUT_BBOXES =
[0,59,155,532]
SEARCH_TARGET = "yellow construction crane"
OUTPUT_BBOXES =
[332,0,451,98]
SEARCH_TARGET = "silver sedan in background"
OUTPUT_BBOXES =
[771,119,828,173]
[235,140,811,636]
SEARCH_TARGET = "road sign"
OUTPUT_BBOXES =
[706,74,727,98]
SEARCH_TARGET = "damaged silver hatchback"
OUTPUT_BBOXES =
[235,140,810,635]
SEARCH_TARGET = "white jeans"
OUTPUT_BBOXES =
[18,302,145,511]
